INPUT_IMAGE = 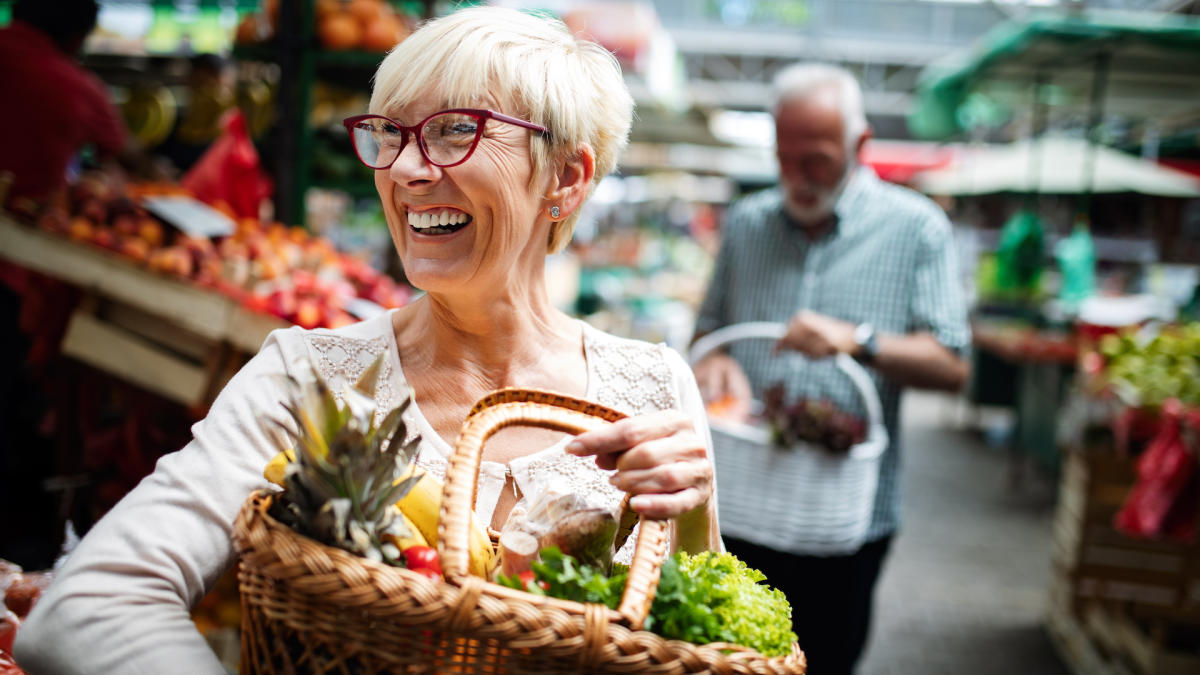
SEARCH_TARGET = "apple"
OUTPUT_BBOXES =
[294,298,322,329]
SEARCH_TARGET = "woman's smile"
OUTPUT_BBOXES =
[406,206,473,235]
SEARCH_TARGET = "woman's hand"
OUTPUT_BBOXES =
[565,410,713,520]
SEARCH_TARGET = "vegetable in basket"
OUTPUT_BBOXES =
[497,548,798,658]
[763,383,867,452]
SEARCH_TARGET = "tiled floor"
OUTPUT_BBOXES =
[857,392,1070,675]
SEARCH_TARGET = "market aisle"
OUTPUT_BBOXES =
[857,392,1069,675]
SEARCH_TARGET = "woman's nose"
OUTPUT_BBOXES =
[387,139,438,185]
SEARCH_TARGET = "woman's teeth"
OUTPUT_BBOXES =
[408,210,471,234]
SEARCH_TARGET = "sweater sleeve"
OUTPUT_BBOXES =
[14,329,305,675]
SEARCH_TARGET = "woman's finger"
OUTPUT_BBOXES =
[609,459,711,495]
[566,411,690,459]
[629,487,706,519]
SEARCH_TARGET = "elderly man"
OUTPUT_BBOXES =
[692,63,970,674]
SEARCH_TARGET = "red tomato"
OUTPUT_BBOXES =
[411,567,441,582]
[403,546,442,575]
[517,570,548,592]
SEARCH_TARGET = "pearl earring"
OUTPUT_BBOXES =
[550,206,560,218]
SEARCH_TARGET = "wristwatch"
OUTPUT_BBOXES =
[853,323,879,364]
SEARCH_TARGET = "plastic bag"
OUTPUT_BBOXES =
[180,109,272,219]
[1114,401,1199,542]
[994,209,1044,296]
[497,488,619,577]
[1054,222,1096,307]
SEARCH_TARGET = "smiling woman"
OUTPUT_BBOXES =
[13,7,723,674]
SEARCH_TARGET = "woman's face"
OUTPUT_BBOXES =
[374,96,552,296]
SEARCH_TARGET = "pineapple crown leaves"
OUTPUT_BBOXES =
[263,354,424,566]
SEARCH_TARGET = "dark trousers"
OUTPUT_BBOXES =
[723,535,893,675]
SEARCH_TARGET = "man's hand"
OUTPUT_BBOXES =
[774,310,970,391]
[692,351,753,423]
[775,310,857,358]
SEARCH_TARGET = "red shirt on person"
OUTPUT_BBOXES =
[0,19,126,207]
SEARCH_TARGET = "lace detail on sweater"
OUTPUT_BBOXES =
[304,334,403,426]
[588,339,678,414]
[415,453,448,484]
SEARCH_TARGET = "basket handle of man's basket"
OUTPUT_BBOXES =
[440,388,671,629]
[688,321,885,434]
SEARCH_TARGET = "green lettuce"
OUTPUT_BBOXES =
[648,551,797,657]
[497,548,797,657]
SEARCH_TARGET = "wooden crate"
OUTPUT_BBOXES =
[1052,448,1200,624]
[0,216,289,409]
[1048,576,1200,675]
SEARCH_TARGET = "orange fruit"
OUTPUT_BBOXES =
[362,14,401,52]
[348,0,386,25]
[318,11,362,50]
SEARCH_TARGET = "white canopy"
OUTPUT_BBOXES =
[914,137,1200,197]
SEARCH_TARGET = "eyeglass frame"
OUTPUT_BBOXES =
[342,109,552,170]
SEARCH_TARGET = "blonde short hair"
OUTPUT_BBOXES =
[370,7,633,253]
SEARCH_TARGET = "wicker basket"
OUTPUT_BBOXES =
[234,387,807,674]
[689,323,888,556]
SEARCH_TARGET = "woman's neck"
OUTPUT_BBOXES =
[395,293,580,386]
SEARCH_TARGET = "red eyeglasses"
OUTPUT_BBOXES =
[342,109,551,170]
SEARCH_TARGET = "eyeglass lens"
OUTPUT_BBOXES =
[350,112,483,169]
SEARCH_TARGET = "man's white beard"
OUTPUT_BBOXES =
[786,161,856,226]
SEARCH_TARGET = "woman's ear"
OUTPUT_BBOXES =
[545,143,596,220]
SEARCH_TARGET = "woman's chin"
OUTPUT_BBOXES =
[400,263,473,296]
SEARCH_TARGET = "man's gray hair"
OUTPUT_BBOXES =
[770,63,869,148]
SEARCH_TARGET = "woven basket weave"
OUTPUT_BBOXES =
[689,323,888,556]
[234,387,807,674]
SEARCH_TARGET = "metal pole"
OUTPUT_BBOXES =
[1027,71,1050,207]
[1080,52,1110,218]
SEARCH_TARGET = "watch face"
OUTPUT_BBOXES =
[854,323,874,346]
[855,323,877,361]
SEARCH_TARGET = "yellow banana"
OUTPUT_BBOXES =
[263,448,295,486]
[396,466,497,579]
[385,509,428,552]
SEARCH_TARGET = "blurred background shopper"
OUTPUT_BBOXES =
[692,62,971,674]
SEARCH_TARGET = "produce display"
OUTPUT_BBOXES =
[236,0,414,53]
[1076,322,1200,543]
[1093,323,1200,409]
[29,175,412,330]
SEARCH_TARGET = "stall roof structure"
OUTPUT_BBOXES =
[908,9,1200,140]
[913,136,1200,196]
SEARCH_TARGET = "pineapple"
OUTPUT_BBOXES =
[265,354,422,567]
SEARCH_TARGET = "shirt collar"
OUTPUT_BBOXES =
[831,164,874,225]
[779,166,874,242]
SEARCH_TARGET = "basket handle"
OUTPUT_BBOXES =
[688,321,885,435]
[440,388,670,629]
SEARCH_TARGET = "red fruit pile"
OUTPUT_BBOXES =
[29,176,412,330]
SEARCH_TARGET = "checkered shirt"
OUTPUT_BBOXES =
[695,167,971,542]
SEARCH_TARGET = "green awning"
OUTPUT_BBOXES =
[909,10,1200,140]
